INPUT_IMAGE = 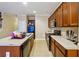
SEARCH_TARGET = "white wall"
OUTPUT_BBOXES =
[17,15,27,32]
[35,15,49,40]
[0,13,18,38]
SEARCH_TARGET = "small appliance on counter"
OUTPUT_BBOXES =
[53,30,61,35]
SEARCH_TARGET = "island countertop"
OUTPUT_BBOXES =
[51,35,79,50]
[0,33,33,46]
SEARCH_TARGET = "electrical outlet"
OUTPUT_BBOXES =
[5,51,10,57]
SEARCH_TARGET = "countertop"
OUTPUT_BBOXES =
[46,31,54,33]
[0,33,33,46]
[51,35,79,50]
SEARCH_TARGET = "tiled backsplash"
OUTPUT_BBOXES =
[51,27,78,34]
[51,27,78,41]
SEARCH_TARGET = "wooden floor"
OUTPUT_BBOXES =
[30,39,52,57]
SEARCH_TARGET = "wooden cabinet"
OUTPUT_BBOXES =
[55,10,58,27]
[66,50,78,57]
[70,2,78,26]
[57,5,62,27]
[62,2,78,27]
[55,46,65,57]
[48,2,78,27]
[0,46,21,57]
[0,35,34,57]
[53,5,62,27]
[62,2,70,27]
[50,37,78,57]
[55,41,66,55]
[48,15,54,28]
[78,50,79,56]
[48,18,51,28]
[51,38,55,56]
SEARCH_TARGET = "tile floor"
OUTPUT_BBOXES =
[30,39,52,57]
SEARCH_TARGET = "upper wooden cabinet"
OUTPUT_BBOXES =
[69,2,78,26]
[48,2,78,28]
[54,10,58,26]
[48,18,51,28]
[62,2,70,27]
[57,5,62,27]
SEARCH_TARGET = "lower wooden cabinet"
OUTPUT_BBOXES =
[0,36,34,57]
[55,47,65,57]
[51,37,78,57]
[0,46,21,57]
[66,50,78,57]
[78,50,79,56]
[51,39,55,56]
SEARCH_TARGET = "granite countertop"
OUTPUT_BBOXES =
[0,33,33,46]
[51,35,79,50]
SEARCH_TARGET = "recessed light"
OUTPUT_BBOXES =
[22,2,28,5]
[33,11,36,14]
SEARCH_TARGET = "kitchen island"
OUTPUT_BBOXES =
[51,35,79,57]
[0,33,34,57]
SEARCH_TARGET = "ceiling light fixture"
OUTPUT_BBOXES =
[22,2,28,5]
[33,11,36,14]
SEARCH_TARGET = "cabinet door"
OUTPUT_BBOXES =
[55,47,65,57]
[70,2,78,26]
[78,50,79,57]
[55,10,59,27]
[57,5,62,27]
[62,2,70,27]
[67,50,78,57]
[52,14,55,19]
[48,18,50,28]
[51,38,55,56]
[51,41,55,56]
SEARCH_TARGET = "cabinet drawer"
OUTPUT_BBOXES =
[55,47,65,57]
[55,41,66,55]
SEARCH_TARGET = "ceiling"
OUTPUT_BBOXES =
[0,2,61,16]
